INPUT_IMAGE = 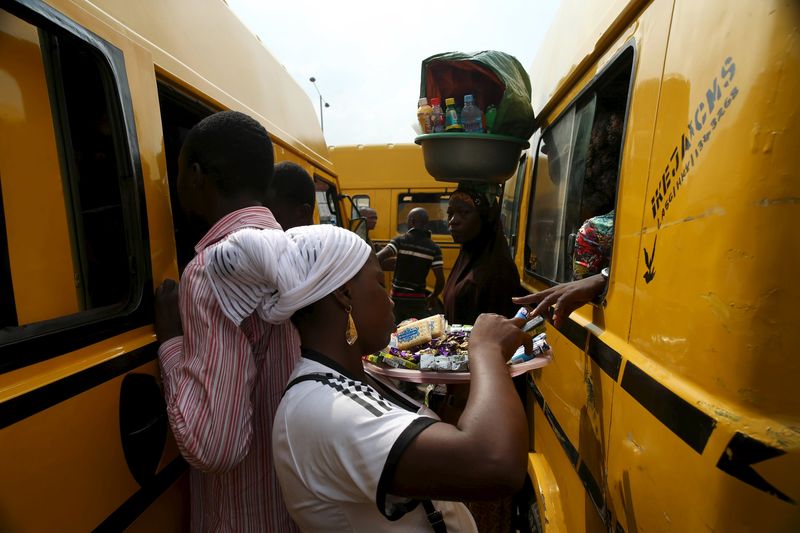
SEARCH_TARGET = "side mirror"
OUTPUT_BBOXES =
[350,217,368,241]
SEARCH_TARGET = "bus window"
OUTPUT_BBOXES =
[0,7,145,343]
[350,194,370,220]
[397,192,450,235]
[525,48,633,282]
[157,82,217,273]
[500,154,527,257]
[315,177,339,225]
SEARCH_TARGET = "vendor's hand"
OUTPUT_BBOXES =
[470,313,531,363]
[155,279,183,343]
[512,274,606,329]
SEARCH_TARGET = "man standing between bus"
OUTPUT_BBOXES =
[154,111,300,532]
[377,207,444,323]
[360,206,381,252]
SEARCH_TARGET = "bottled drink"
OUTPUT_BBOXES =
[430,97,445,133]
[417,97,432,134]
[461,94,484,133]
[444,97,463,132]
[485,104,497,133]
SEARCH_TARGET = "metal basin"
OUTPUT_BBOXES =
[415,132,530,183]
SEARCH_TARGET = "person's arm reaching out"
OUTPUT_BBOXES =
[512,273,607,328]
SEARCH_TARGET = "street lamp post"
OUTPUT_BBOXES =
[309,76,330,132]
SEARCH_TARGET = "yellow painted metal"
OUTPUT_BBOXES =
[332,143,461,286]
[527,452,567,533]
[520,0,800,531]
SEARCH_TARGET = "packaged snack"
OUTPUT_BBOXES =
[396,321,433,349]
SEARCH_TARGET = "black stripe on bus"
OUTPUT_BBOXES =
[528,376,606,522]
[548,316,588,351]
[578,459,606,521]
[528,377,578,466]
[0,342,158,429]
[587,335,622,381]
[93,456,188,532]
[620,362,716,454]
[716,432,795,504]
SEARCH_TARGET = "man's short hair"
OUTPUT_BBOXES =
[268,161,316,207]
[182,110,274,197]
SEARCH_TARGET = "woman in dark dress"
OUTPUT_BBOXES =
[444,185,522,324]
[442,184,523,533]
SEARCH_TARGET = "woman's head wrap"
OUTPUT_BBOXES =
[205,224,372,325]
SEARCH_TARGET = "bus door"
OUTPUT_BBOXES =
[0,0,187,530]
[518,2,670,527]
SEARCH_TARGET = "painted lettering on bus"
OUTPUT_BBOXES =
[650,57,738,228]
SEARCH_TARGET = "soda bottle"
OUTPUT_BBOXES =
[461,94,484,133]
[444,97,463,132]
[485,104,497,133]
[430,97,445,133]
[417,97,432,134]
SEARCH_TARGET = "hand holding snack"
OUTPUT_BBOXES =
[469,312,531,365]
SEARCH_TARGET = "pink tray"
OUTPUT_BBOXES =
[364,351,552,384]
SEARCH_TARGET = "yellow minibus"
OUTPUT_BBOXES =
[508,0,800,531]
[0,0,348,529]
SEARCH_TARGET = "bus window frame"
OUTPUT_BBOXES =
[501,153,528,257]
[396,191,451,235]
[524,42,637,287]
[0,0,151,373]
[314,175,341,226]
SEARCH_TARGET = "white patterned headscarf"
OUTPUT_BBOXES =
[205,225,372,325]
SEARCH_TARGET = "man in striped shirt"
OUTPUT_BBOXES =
[377,208,444,324]
[154,111,300,532]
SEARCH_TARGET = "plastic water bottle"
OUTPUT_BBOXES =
[461,94,484,133]
[417,97,432,134]
[485,104,497,133]
[444,97,463,132]
[430,97,445,133]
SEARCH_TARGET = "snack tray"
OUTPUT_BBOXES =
[364,351,552,384]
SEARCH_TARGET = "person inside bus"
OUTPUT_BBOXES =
[200,223,530,532]
[376,207,445,324]
[443,183,522,324]
[265,161,316,230]
[572,110,623,279]
[153,111,301,532]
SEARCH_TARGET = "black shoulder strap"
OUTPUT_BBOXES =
[284,372,448,533]
[283,373,331,396]
[422,500,448,533]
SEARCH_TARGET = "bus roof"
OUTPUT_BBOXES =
[530,0,648,119]
[330,144,448,190]
[83,0,333,171]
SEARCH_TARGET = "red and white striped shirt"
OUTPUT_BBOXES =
[159,207,300,532]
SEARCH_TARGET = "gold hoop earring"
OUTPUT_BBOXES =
[345,305,358,346]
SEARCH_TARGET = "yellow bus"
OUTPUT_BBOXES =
[507,0,800,530]
[332,143,528,293]
[0,0,348,529]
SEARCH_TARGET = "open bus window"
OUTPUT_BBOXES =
[315,178,339,226]
[397,192,450,235]
[157,82,217,274]
[525,48,633,283]
[350,194,370,220]
[0,7,143,337]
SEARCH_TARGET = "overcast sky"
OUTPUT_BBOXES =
[226,0,561,147]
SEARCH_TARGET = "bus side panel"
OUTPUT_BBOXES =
[612,0,800,530]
